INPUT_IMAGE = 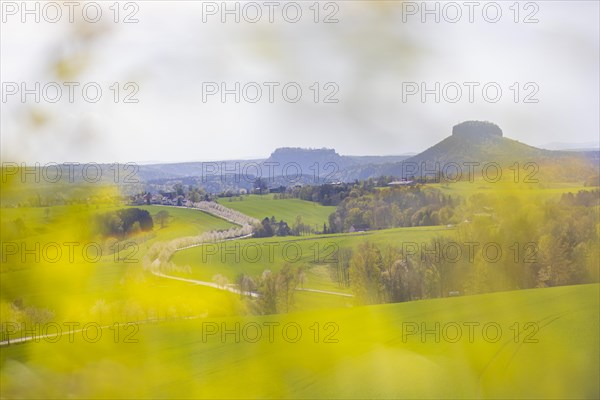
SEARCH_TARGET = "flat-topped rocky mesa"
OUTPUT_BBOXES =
[452,121,503,138]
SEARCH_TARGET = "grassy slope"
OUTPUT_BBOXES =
[134,205,236,240]
[0,205,240,319]
[2,284,597,399]
[217,194,336,230]
[171,226,455,292]
[0,205,235,246]
[428,179,594,199]
[3,184,598,398]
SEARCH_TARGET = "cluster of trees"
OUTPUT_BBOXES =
[236,265,306,314]
[289,215,317,235]
[253,177,269,194]
[254,217,292,238]
[279,178,395,206]
[560,189,599,207]
[286,183,355,206]
[96,208,153,238]
[330,189,599,305]
[253,215,318,237]
[328,186,459,232]
[155,210,170,228]
[171,184,212,203]
[334,242,425,304]
[158,183,213,201]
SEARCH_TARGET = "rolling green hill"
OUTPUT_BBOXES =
[171,225,454,294]
[0,205,242,325]
[217,194,336,230]
[134,205,236,240]
[2,284,597,399]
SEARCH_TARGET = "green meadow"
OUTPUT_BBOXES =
[170,227,454,311]
[1,204,245,326]
[0,204,235,246]
[171,226,455,294]
[217,194,336,230]
[2,284,597,399]
[134,205,236,240]
[428,179,593,199]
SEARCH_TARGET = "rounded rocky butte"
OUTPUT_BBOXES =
[452,121,503,138]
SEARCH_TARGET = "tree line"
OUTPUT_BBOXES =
[327,185,459,232]
[328,189,599,305]
[235,265,306,314]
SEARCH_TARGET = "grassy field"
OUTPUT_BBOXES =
[217,194,336,230]
[428,179,594,199]
[171,226,455,294]
[0,204,235,244]
[0,205,243,324]
[134,205,236,240]
[2,182,598,398]
[2,284,597,399]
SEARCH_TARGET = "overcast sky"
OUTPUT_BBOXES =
[1,1,599,163]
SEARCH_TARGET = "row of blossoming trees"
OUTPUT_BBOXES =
[143,201,258,275]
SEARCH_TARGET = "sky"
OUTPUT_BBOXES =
[1,1,599,163]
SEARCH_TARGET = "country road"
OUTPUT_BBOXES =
[153,205,354,299]
[151,268,259,298]
[152,269,352,299]
[153,231,353,299]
